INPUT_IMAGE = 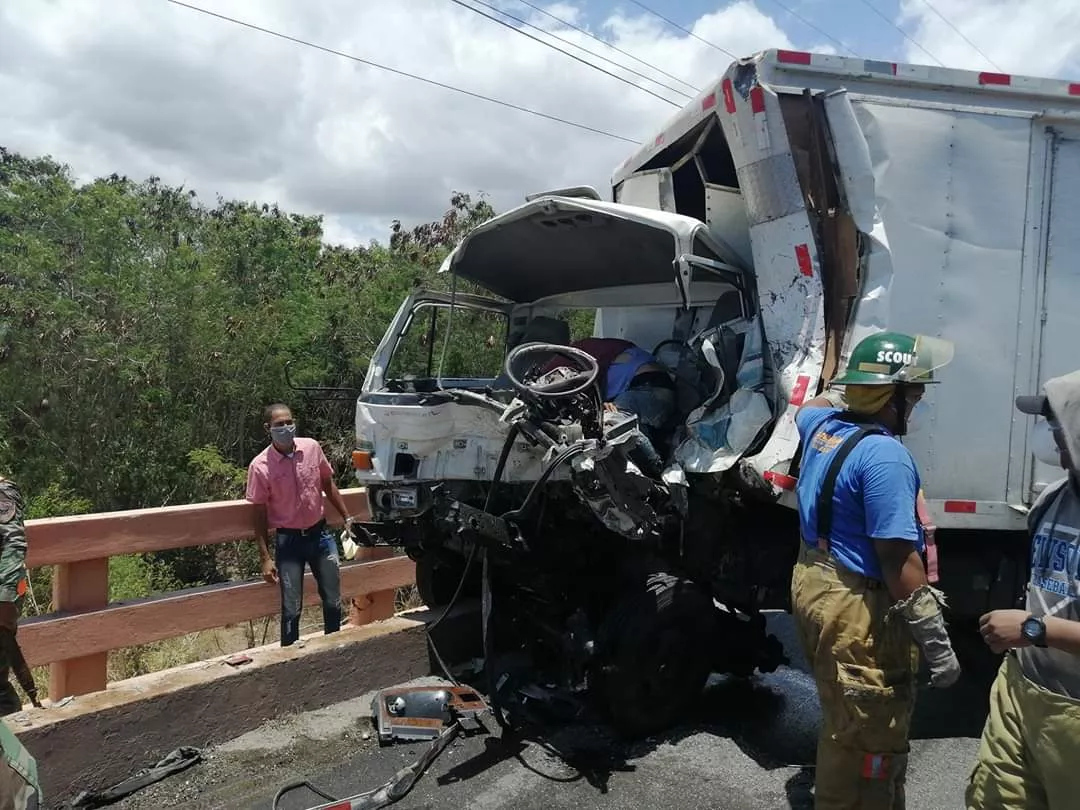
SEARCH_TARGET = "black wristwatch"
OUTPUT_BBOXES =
[1021,615,1048,648]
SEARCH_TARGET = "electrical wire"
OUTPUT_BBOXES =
[514,0,701,93]
[856,0,946,66]
[463,0,693,100]
[915,0,1004,72]
[764,0,861,58]
[446,0,680,107]
[623,0,738,60]
[164,0,641,144]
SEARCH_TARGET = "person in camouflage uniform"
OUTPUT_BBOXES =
[0,476,29,718]
[0,718,39,810]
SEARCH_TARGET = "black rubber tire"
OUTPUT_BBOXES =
[594,573,717,738]
[415,550,478,609]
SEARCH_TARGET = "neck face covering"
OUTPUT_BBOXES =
[271,424,297,447]
[1031,420,1064,468]
[902,399,930,436]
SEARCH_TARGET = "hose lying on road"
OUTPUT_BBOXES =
[272,722,462,810]
[71,747,203,808]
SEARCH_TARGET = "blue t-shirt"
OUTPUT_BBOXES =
[795,406,923,580]
[605,346,657,400]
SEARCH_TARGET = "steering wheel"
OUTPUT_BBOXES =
[504,342,600,400]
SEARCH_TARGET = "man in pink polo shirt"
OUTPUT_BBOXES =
[245,403,356,646]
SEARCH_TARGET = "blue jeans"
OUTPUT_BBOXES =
[275,523,342,646]
[612,385,676,435]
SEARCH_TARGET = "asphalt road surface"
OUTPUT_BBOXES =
[112,613,992,810]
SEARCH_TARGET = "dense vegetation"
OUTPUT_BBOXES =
[0,145,500,612]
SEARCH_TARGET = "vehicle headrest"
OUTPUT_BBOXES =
[520,316,570,346]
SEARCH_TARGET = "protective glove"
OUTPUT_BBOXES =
[340,518,359,561]
[890,584,961,688]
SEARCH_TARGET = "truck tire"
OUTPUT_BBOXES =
[594,573,717,738]
[415,550,477,609]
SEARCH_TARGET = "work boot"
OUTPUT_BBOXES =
[0,678,21,716]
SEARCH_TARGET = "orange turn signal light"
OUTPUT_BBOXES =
[352,450,373,470]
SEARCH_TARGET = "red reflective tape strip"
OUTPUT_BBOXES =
[944,500,977,514]
[750,86,766,114]
[655,133,665,147]
[979,72,1011,86]
[795,243,813,276]
[1070,83,1080,96]
[722,79,736,112]
[777,50,812,65]
[790,374,811,407]
[702,91,717,111]
[861,754,890,780]
[764,471,797,490]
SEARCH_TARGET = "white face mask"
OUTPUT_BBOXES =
[1031,420,1064,468]
[903,399,930,435]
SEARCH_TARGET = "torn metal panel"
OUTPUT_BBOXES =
[778,92,862,387]
[738,154,805,226]
[676,315,772,474]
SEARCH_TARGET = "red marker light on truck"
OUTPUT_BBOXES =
[764,471,797,490]
[978,72,1011,86]
[722,79,736,113]
[944,501,977,514]
[777,50,812,65]
[750,86,766,114]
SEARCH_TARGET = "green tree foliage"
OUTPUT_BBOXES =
[0,146,502,589]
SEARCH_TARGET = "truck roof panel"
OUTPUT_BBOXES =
[612,48,1080,189]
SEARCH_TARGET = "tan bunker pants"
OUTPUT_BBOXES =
[791,543,920,810]
[965,652,1080,809]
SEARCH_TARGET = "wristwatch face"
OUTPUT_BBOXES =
[1022,617,1046,646]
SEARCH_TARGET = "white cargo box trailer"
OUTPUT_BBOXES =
[613,49,1080,536]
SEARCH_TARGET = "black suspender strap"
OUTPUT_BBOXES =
[815,419,886,547]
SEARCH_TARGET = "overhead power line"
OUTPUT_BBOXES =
[514,0,701,94]
[462,0,694,100]
[916,0,1003,72]
[764,0,861,58]
[624,0,738,60]
[856,0,946,66]
[164,0,641,144]
[446,0,680,107]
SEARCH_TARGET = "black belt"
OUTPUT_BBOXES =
[277,519,326,536]
[629,370,675,390]
[801,540,883,590]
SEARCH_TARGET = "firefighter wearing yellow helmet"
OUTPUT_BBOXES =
[790,331,961,810]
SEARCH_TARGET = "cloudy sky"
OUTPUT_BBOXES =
[3,0,1079,247]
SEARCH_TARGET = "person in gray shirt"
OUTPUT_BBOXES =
[965,368,1080,810]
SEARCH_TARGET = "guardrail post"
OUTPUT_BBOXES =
[49,558,109,700]
[347,548,399,626]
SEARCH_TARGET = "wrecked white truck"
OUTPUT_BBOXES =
[336,49,1080,736]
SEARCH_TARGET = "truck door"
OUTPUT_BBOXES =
[1028,127,1080,500]
[614,168,676,212]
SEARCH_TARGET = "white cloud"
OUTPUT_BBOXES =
[0,0,796,246]
[898,0,1080,76]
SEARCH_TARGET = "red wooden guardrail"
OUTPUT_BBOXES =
[20,488,413,702]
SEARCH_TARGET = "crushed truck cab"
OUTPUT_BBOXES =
[344,48,1080,733]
